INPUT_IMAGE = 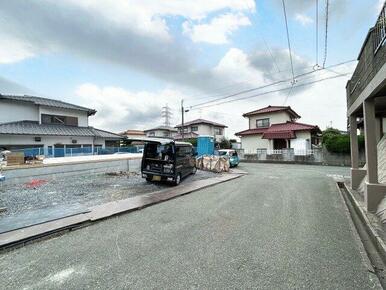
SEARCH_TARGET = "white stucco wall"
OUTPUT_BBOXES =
[248,112,292,129]
[290,131,311,153]
[146,129,176,137]
[0,100,39,123]
[240,134,270,153]
[0,135,105,150]
[39,106,89,127]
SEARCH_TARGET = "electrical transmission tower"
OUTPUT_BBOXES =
[161,104,173,127]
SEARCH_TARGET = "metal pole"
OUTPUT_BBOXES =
[181,99,185,141]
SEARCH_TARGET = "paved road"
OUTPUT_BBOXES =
[1,164,381,289]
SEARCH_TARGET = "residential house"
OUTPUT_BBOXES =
[144,126,177,138]
[0,94,122,156]
[346,2,386,212]
[174,119,227,142]
[236,106,321,154]
[119,129,145,139]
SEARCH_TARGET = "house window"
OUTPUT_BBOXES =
[148,132,155,136]
[41,114,78,126]
[191,126,198,132]
[180,127,188,133]
[214,128,223,135]
[163,131,169,137]
[256,118,270,128]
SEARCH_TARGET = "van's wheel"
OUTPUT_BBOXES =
[192,167,197,174]
[146,176,152,182]
[174,174,181,186]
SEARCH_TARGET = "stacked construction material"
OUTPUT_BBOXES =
[196,155,229,173]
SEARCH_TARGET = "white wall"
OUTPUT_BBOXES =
[0,135,106,152]
[241,135,270,153]
[0,100,39,123]
[146,129,176,137]
[290,131,311,154]
[248,112,292,129]
[39,106,89,127]
[191,124,225,142]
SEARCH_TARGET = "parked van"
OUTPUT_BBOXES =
[141,138,196,185]
[217,149,240,167]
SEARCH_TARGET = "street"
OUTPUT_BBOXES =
[1,163,380,289]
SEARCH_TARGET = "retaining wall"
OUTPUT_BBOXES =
[240,149,366,167]
[1,157,142,185]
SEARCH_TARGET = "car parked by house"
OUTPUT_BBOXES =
[141,138,196,185]
[217,149,239,167]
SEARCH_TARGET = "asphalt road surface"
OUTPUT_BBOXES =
[1,164,381,289]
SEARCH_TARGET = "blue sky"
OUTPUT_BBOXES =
[0,0,383,136]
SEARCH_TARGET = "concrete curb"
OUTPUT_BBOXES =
[0,172,245,251]
[342,182,386,264]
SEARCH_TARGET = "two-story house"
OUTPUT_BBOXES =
[0,94,122,156]
[346,2,386,212]
[144,126,178,138]
[236,106,320,154]
[174,119,227,142]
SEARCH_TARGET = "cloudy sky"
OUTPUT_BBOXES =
[0,0,383,137]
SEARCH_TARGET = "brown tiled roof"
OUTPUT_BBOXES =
[242,105,301,119]
[236,121,320,138]
[119,129,145,136]
[175,119,227,128]
[235,128,268,136]
[262,121,320,139]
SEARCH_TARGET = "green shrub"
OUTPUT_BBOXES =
[322,128,365,153]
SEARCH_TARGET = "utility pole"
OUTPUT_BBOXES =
[180,99,190,141]
[181,99,185,141]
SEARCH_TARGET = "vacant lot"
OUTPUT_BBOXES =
[0,170,217,229]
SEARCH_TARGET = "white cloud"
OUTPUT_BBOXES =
[75,83,183,132]
[183,13,251,44]
[0,35,35,64]
[294,13,313,26]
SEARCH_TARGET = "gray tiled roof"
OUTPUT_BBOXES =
[0,121,122,139]
[175,118,227,128]
[144,126,178,132]
[0,94,96,115]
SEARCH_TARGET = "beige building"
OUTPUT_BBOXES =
[174,119,227,142]
[236,106,320,154]
[346,3,386,212]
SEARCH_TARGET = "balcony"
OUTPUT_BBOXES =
[347,2,386,111]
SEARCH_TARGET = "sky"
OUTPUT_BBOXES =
[0,0,384,138]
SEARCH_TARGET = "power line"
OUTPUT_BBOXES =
[281,0,295,82]
[282,82,294,105]
[315,0,319,66]
[323,0,330,68]
[188,59,356,109]
[190,79,288,109]
[192,72,352,110]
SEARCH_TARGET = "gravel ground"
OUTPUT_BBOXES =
[0,170,217,217]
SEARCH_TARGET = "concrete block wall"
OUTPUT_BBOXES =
[1,157,142,185]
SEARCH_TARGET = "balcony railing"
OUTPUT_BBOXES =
[347,1,386,109]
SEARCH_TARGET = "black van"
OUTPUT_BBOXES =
[141,138,196,185]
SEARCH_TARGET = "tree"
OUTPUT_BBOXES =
[322,128,364,153]
[218,137,231,149]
